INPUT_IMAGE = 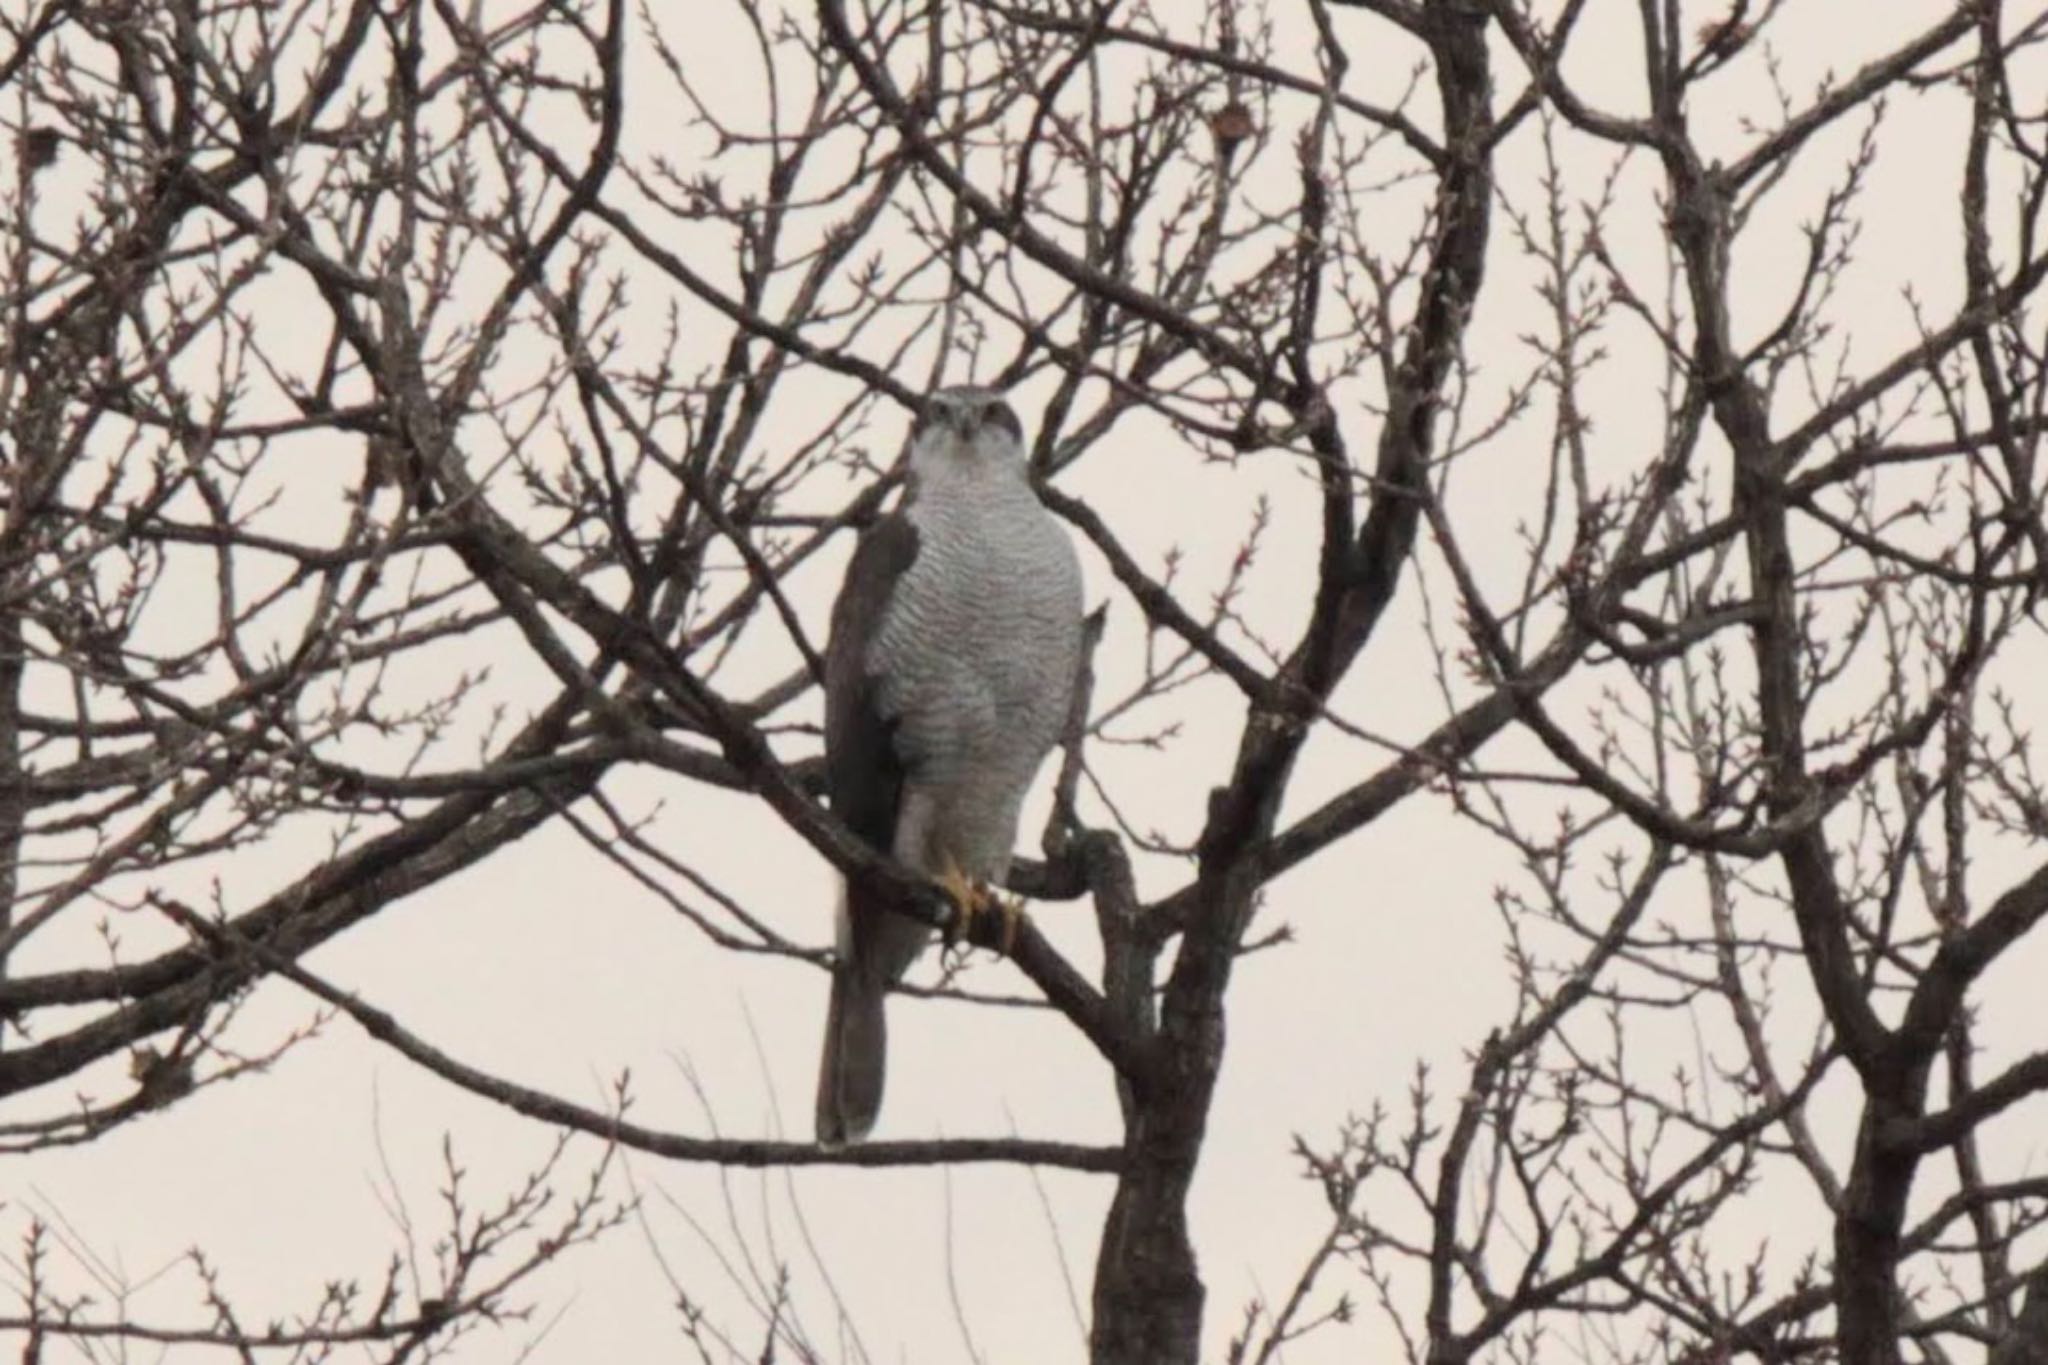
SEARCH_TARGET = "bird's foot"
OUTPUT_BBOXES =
[989,890,1028,958]
[935,858,982,948]
[934,859,1027,958]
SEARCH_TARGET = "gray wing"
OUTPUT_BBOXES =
[823,512,919,852]
[817,510,922,1146]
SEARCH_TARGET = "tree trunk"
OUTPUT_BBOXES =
[1089,878,1240,1364]
[1836,1110,1918,1365]
[1089,1109,1206,1364]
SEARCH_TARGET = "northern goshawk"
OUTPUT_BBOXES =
[814,386,1085,1145]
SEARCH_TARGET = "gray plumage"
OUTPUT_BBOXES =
[815,386,1085,1145]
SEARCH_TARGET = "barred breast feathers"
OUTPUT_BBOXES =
[869,459,1083,773]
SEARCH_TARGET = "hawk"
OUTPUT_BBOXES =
[815,386,1085,1145]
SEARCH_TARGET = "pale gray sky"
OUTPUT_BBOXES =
[12,2,2048,1361]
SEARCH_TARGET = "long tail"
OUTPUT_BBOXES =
[815,963,887,1146]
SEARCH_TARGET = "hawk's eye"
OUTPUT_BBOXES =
[981,402,1022,446]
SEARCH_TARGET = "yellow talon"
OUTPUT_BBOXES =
[935,855,980,946]
[931,855,1027,957]
[993,892,1027,957]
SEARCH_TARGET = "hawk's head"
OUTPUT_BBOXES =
[908,385,1025,479]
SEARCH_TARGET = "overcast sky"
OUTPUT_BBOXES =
[12,1,2048,1361]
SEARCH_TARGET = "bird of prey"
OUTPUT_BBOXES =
[815,386,1085,1145]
